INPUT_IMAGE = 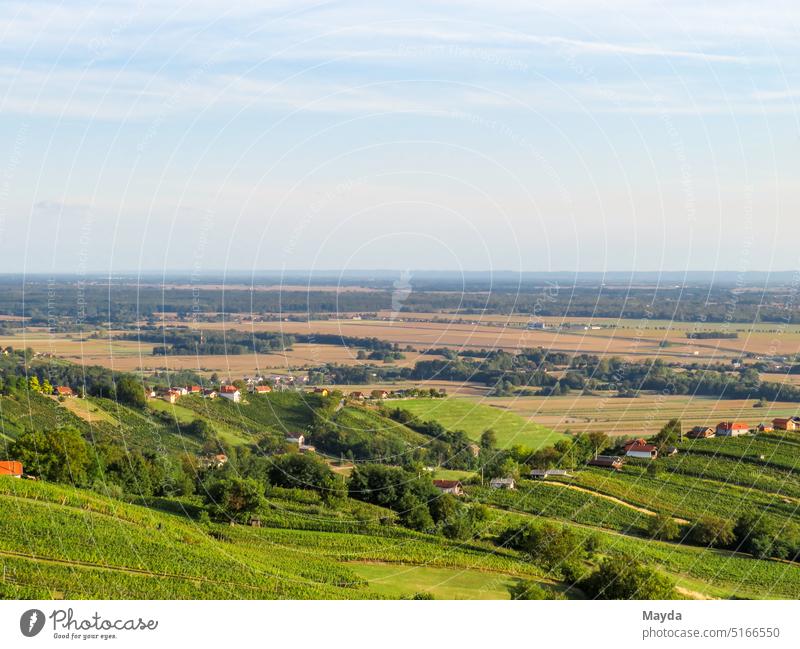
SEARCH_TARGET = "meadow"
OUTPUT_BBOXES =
[394,397,566,449]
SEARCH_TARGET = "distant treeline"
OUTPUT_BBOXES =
[3,280,800,324]
[123,329,400,356]
[686,331,739,339]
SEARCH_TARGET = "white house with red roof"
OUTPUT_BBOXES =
[715,421,750,437]
[219,385,241,403]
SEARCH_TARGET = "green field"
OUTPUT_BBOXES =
[394,397,565,449]
[350,562,523,599]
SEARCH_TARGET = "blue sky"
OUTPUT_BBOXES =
[0,1,798,274]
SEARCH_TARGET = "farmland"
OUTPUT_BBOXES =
[3,278,800,601]
[394,397,566,449]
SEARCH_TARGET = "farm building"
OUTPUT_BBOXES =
[623,440,658,459]
[349,391,365,400]
[489,477,516,490]
[0,461,23,478]
[371,389,389,399]
[772,417,800,431]
[530,469,570,480]
[252,385,272,394]
[55,386,74,398]
[686,426,715,439]
[588,455,624,470]
[716,421,750,437]
[433,479,464,496]
[219,386,241,402]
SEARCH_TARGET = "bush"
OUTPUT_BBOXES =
[690,516,735,548]
[508,579,560,600]
[579,555,676,599]
[647,513,680,541]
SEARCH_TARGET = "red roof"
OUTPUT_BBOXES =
[627,444,657,453]
[55,386,73,396]
[220,385,239,393]
[188,385,201,392]
[0,461,23,477]
[717,421,749,430]
[433,479,462,489]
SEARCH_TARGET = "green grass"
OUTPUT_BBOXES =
[350,562,522,599]
[395,397,565,449]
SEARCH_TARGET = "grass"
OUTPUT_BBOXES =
[395,397,565,449]
[350,562,521,599]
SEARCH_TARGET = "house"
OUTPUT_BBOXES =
[219,385,241,402]
[176,387,189,396]
[299,444,316,454]
[664,446,679,456]
[757,423,774,433]
[143,387,156,399]
[55,386,74,398]
[716,421,750,437]
[686,426,715,439]
[588,455,624,470]
[623,439,658,459]
[489,477,516,490]
[252,384,272,394]
[530,469,570,480]
[203,389,217,399]
[0,461,23,478]
[349,391,365,400]
[625,443,658,459]
[187,385,202,395]
[772,417,800,431]
[432,479,464,496]
[370,389,389,399]
[313,387,329,397]
[249,517,262,528]
[285,434,305,447]
[164,389,181,404]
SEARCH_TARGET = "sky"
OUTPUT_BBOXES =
[0,0,798,276]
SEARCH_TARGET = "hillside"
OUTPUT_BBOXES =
[0,477,548,600]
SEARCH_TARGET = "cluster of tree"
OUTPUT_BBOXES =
[686,331,739,339]
[0,353,151,408]
[9,427,195,498]
[126,330,293,355]
[347,464,487,537]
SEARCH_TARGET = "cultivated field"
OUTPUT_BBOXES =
[473,393,800,436]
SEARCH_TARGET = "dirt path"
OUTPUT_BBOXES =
[539,480,690,524]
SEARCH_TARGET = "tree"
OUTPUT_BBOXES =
[690,516,735,548]
[648,513,680,541]
[579,555,677,599]
[185,419,216,441]
[734,512,777,559]
[587,431,610,456]
[28,376,41,393]
[508,579,560,600]
[654,418,682,447]
[202,476,265,522]
[116,376,146,409]
[500,522,586,578]
[269,452,344,502]
[10,427,93,485]
[480,429,498,450]
[41,380,54,395]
